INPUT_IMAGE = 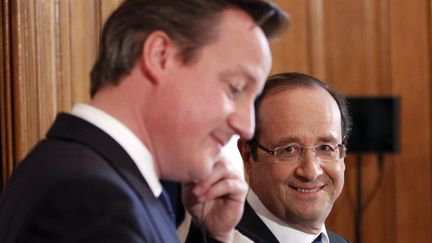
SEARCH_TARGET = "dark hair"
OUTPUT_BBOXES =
[247,72,352,160]
[90,0,289,97]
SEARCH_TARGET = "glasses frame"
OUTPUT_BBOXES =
[251,140,347,163]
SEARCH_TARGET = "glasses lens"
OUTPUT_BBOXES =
[274,143,345,163]
[275,144,302,162]
[314,144,338,161]
[338,144,347,159]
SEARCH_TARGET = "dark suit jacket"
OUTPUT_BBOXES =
[0,113,181,242]
[236,201,350,243]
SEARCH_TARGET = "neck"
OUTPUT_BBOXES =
[287,221,323,235]
[91,79,161,177]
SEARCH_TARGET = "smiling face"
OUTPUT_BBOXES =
[244,86,345,233]
[151,8,272,182]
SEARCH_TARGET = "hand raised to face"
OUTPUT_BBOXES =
[182,153,249,242]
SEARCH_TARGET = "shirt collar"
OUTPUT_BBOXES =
[247,190,329,243]
[71,103,162,197]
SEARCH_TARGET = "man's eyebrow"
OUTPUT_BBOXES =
[272,136,302,147]
[239,66,263,93]
[271,134,339,147]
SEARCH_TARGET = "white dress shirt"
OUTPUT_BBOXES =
[71,103,162,197]
[247,190,329,243]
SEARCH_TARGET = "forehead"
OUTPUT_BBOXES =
[258,86,342,144]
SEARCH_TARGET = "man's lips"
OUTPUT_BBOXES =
[289,185,325,193]
[212,134,230,148]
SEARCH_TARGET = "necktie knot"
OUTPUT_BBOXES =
[312,233,322,243]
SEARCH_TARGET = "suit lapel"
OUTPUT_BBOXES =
[47,113,178,240]
[47,113,151,198]
[236,196,348,243]
[328,231,350,243]
[237,201,279,243]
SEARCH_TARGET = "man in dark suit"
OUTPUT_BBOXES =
[0,1,288,242]
[237,73,351,243]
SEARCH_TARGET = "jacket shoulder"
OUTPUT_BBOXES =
[328,230,351,243]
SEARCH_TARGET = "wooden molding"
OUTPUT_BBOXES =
[10,0,104,163]
[1,0,15,187]
[1,0,125,186]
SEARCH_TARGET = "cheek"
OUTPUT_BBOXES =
[251,165,293,190]
[181,93,228,129]
[272,165,295,182]
[323,163,345,194]
[198,89,232,116]
[250,165,295,215]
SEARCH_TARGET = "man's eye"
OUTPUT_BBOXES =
[318,144,335,152]
[230,84,241,94]
[229,83,244,97]
[281,145,299,155]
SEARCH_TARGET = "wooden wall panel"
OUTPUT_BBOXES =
[389,0,431,241]
[68,0,98,105]
[10,0,103,165]
[0,0,14,188]
[100,0,123,23]
[270,0,310,74]
[321,0,391,95]
[12,0,40,164]
[0,0,4,189]
[307,0,326,78]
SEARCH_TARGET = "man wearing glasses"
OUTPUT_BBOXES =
[236,72,351,243]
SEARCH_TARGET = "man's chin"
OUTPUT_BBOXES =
[180,156,213,182]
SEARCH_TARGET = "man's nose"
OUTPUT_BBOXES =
[295,149,323,182]
[228,101,255,140]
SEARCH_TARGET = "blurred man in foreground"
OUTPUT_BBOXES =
[0,1,288,242]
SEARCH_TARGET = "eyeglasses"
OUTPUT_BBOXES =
[251,140,347,163]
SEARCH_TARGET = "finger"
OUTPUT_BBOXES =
[200,177,248,203]
[193,160,241,196]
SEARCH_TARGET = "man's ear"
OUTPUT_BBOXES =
[140,31,176,84]
[237,138,254,175]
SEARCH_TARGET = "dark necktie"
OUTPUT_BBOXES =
[159,189,176,224]
[312,233,323,243]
